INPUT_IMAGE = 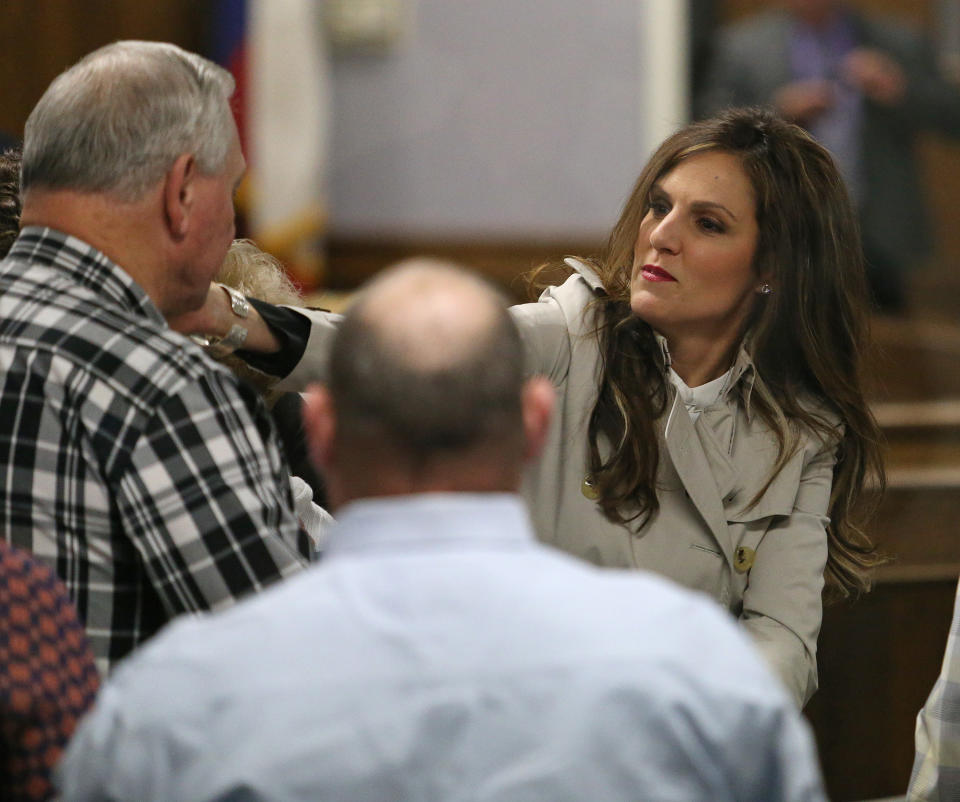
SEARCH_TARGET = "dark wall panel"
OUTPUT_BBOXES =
[0,1,209,139]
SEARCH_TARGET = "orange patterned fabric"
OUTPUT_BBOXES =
[0,542,99,801]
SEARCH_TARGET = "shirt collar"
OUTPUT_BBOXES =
[9,227,167,327]
[324,493,536,558]
[563,257,607,295]
[655,332,758,419]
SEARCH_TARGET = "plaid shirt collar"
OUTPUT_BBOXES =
[9,226,167,327]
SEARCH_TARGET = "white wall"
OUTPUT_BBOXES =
[328,0,687,240]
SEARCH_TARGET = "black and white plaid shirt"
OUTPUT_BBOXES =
[0,228,307,674]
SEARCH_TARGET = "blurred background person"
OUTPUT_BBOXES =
[697,0,960,314]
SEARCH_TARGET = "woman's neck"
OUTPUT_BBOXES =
[665,333,739,388]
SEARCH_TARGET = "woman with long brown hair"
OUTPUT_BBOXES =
[179,107,884,708]
[516,106,883,706]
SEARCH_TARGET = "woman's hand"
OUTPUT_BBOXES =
[843,47,907,107]
[167,282,283,354]
[773,80,834,124]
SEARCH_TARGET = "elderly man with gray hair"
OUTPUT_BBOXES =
[0,40,307,675]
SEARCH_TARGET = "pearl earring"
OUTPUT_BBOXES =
[758,283,772,295]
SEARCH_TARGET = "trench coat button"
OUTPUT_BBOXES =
[581,475,600,500]
[734,546,755,574]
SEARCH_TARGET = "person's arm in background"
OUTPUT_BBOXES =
[908,579,960,801]
[168,282,288,359]
[849,20,960,136]
[695,14,835,126]
[695,17,793,118]
[697,12,960,135]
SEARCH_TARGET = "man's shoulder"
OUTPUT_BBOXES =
[0,259,240,404]
[504,553,804,729]
[111,540,773,675]
[560,562,772,664]
[103,549,791,694]
[334,530,790,707]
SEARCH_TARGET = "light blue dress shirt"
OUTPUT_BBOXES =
[57,493,826,801]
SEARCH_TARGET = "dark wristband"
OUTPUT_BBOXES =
[235,297,312,378]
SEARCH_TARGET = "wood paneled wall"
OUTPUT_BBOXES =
[721,0,930,25]
[0,1,208,140]
[805,581,956,800]
[325,237,604,303]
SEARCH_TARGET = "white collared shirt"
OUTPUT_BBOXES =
[670,366,733,422]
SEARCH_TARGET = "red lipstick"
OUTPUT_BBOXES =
[641,264,677,282]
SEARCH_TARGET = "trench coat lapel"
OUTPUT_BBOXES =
[694,409,739,504]
[663,393,735,569]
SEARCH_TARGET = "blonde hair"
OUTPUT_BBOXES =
[217,239,304,305]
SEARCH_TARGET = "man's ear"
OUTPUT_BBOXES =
[521,376,554,462]
[302,384,337,473]
[163,153,197,241]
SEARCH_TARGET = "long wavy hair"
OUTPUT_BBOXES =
[551,108,884,600]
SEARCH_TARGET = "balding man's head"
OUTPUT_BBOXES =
[355,258,511,371]
[305,260,553,504]
[333,260,524,454]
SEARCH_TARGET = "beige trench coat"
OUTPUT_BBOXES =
[281,266,835,707]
